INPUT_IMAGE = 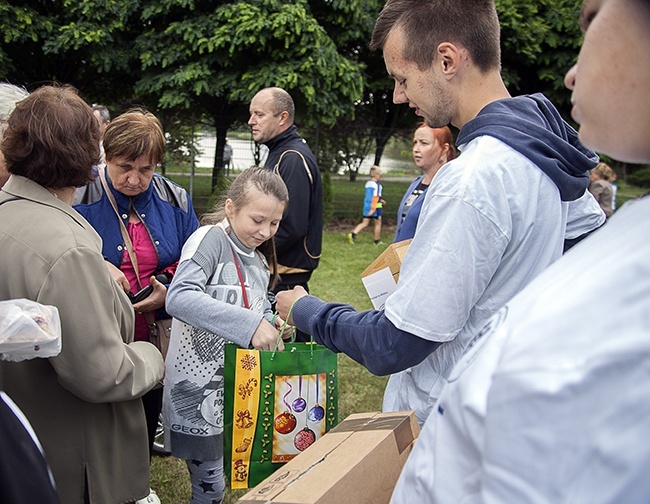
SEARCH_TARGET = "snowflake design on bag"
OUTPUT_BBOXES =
[240,353,258,371]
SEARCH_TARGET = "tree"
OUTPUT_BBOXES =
[0,0,587,180]
[308,0,416,168]
[0,0,368,188]
[358,51,416,167]
[134,0,366,189]
[498,0,583,116]
[0,0,147,107]
[309,117,377,182]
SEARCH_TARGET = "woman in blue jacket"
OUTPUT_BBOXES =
[74,109,199,504]
[394,124,456,242]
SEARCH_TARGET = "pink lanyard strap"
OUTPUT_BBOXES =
[230,247,250,309]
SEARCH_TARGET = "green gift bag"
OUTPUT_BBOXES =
[224,342,338,489]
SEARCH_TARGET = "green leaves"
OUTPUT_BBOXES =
[497,0,583,109]
[0,0,585,144]
[131,1,365,127]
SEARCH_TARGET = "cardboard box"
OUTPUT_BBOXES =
[360,239,411,310]
[236,411,420,504]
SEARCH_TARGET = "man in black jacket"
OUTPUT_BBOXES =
[248,87,323,302]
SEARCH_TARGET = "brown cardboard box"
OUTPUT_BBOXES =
[236,411,419,504]
[360,239,411,309]
[361,239,412,282]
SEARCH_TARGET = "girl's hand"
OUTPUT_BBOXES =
[281,326,296,341]
[273,315,296,341]
[251,319,284,351]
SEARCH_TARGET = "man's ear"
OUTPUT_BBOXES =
[278,111,290,126]
[437,42,463,78]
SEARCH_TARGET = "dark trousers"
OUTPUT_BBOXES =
[0,393,60,504]
[142,387,163,459]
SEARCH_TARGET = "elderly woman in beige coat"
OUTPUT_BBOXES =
[0,85,164,504]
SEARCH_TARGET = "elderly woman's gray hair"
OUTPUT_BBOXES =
[0,83,29,140]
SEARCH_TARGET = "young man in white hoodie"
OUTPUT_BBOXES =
[277,0,599,426]
[391,0,650,501]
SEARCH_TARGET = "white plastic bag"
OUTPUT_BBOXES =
[0,299,62,362]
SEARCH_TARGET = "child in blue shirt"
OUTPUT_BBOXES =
[348,165,386,244]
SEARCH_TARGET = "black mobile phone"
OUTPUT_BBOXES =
[129,285,153,304]
[128,273,172,304]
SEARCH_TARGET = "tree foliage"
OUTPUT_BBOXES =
[498,0,583,113]
[0,0,587,179]
[135,1,364,123]
[134,0,368,187]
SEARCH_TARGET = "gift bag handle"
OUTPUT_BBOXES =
[228,237,312,357]
[272,299,314,359]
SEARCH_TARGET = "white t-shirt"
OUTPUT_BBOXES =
[565,189,605,239]
[383,135,569,424]
[391,196,650,503]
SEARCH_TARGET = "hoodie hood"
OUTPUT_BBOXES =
[457,93,598,201]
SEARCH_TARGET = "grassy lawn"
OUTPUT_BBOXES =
[615,180,647,206]
[166,168,647,223]
[151,229,392,503]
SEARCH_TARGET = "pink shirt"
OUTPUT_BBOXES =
[121,221,158,341]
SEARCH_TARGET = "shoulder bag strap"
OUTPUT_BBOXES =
[274,149,313,186]
[217,222,251,310]
[273,150,321,261]
[98,169,144,291]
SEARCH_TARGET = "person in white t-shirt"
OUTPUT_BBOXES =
[391,0,650,501]
[276,0,599,427]
[563,188,605,251]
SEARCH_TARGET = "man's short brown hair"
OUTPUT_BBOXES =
[370,0,501,73]
[264,87,295,124]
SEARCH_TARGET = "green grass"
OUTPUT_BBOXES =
[615,181,647,206]
[151,229,391,503]
[166,168,648,223]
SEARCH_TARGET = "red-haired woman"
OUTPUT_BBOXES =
[395,124,456,242]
